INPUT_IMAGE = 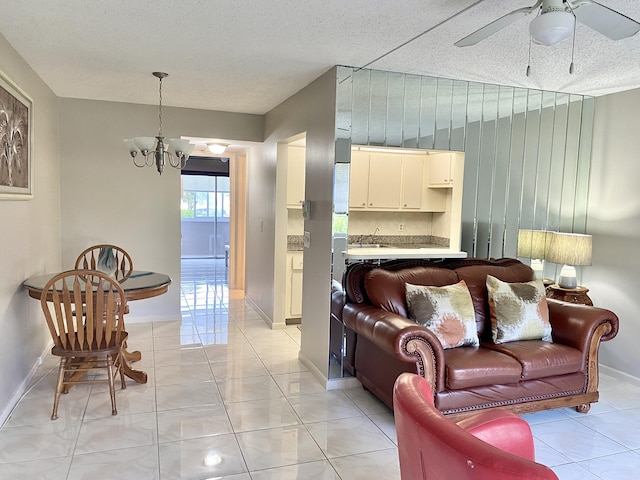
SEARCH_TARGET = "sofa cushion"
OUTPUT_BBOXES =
[454,261,534,338]
[483,341,584,380]
[364,267,459,318]
[444,347,523,390]
[486,275,552,344]
[405,280,479,349]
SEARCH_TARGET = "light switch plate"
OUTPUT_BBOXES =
[304,231,311,248]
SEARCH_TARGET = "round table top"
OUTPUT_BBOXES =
[23,270,172,301]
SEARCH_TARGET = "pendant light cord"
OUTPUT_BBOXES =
[158,76,163,137]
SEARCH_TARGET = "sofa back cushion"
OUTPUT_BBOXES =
[364,267,459,317]
[454,261,534,338]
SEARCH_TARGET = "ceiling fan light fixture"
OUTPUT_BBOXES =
[529,10,574,46]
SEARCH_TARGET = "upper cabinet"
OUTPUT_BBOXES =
[427,152,456,187]
[349,152,370,209]
[349,150,446,212]
[287,146,305,208]
[401,155,424,209]
[367,153,402,209]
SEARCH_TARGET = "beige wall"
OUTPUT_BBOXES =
[57,98,263,321]
[247,68,336,380]
[588,88,640,378]
[0,34,61,422]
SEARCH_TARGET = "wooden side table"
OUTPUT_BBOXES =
[546,284,593,306]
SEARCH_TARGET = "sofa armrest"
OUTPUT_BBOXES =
[342,303,447,392]
[548,299,619,352]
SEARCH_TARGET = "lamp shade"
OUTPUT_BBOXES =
[546,232,592,266]
[529,11,574,46]
[517,229,550,259]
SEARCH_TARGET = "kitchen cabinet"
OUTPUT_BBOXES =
[401,155,424,209]
[287,146,305,208]
[428,152,455,187]
[349,152,370,208]
[367,153,403,208]
[286,252,303,319]
[350,151,442,211]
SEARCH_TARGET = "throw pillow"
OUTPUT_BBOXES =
[405,280,479,349]
[486,275,552,344]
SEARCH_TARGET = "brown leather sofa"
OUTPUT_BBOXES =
[342,258,619,419]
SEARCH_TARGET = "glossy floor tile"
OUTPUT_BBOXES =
[1,257,640,479]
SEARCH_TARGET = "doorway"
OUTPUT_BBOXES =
[180,174,231,261]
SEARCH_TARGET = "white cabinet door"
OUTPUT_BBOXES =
[287,146,305,207]
[349,152,370,209]
[289,253,303,318]
[428,153,453,187]
[401,155,424,209]
[367,153,402,208]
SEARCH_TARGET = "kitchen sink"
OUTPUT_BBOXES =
[347,243,387,248]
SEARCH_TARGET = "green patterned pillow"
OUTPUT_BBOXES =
[405,280,479,349]
[486,275,552,344]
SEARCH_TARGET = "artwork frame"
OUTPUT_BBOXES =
[0,69,33,199]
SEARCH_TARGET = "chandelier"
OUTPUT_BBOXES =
[124,72,194,175]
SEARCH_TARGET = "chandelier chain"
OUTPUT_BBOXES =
[158,76,163,137]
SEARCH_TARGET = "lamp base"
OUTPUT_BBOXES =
[557,265,577,289]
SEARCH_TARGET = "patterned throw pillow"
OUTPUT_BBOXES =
[486,275,552,344]
[405,281,479,349]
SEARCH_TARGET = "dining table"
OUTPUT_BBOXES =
[23,270,172,384]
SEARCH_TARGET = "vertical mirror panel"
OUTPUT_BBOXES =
[450,80,469,152]
[491,86,516,259]
[434,78,454,151]
[368,70,390,145]
[403,75,422,148]
[386,72,406,146]
[330,66,594,379]
[418,76,438,149]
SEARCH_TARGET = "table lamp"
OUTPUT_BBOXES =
[517,229,551,279]
[545,232,592,289]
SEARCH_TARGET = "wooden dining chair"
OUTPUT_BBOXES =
[40,269,129,420]
[74,244,133,282]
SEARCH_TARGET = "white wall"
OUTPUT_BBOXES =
[588,88,640,378]
[246,68,336,380]
[0,34,61,422]
[58,98,263,321]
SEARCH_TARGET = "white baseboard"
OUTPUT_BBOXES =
[600,364,640,387]
[244,296,284,329]
[0,341,53,428]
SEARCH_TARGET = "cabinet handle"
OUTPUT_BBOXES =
[361,202,366,206]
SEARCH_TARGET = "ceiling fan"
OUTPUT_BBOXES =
[455,0,640,48]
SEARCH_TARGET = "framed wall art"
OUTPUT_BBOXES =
[0,69,33,199]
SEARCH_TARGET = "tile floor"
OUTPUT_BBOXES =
[1,258,640,479]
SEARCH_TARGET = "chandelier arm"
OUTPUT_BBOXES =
[132,155,148,168]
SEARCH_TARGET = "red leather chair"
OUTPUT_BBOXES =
[393,373,559,480]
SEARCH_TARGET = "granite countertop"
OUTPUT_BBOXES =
[341,246,467,260]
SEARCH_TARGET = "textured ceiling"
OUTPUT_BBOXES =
[1,0,639,115]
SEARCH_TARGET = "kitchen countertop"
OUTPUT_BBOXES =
[342,246,467,260]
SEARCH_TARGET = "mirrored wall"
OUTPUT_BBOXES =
[329,66,594,378]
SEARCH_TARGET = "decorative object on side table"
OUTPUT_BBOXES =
[517,229,551,280]
[545,232,592,289]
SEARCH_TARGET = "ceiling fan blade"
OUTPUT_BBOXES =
[455,3,541,47]
[572,0,640,40]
